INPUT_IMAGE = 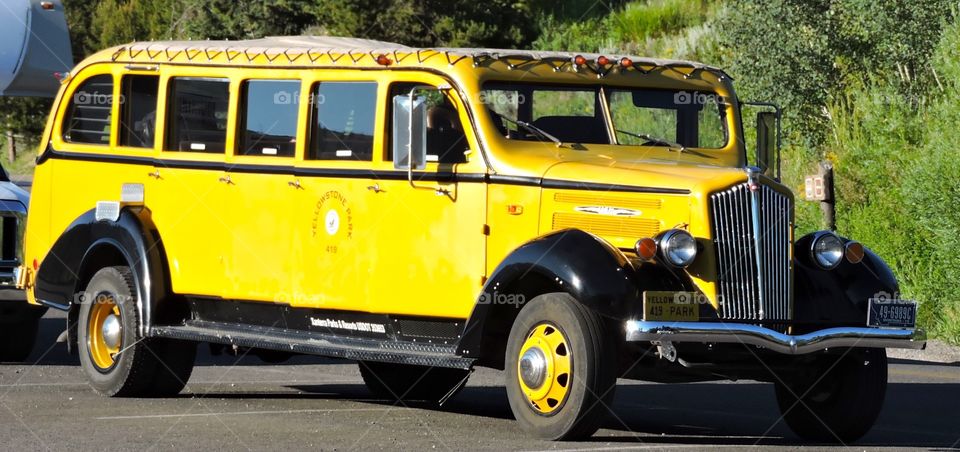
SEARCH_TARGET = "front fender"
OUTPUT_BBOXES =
[793,233,899,330]
[34,207,169,336]
[457,229,689,362]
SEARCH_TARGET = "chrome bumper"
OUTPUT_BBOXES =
[625,321,927,355]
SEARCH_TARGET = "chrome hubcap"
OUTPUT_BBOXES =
[519,347,547,389]
[101,314,122,349]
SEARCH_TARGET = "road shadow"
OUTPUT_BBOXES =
[281,380,960,448]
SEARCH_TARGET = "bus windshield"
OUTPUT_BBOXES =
[480,83,728,149]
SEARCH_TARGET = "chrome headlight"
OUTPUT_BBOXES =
[660,229,697,268]
[811,231,844,269]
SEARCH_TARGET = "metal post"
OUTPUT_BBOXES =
[5,131,14,164]
[819,161,835,230]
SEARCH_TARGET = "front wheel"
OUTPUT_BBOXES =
[774,348,887,443]
[505,293,617,440]
[78,266,196,397]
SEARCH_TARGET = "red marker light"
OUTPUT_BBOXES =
[40,1,54,10]
[635,238,657,261]
[597,55,610,66]
[620,57,633,68]
[32,259,39,271]
[53,72,67,81]
[573,55,587,66]
[375,54,392,66]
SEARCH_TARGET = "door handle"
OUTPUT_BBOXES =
[288,179,302,189]
[367,183,383,193]
[218,175,233,185]
[147,170,161,179]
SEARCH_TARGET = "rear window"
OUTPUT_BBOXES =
[239,80,300,157]
[308,82,377,160]
[165,78,229,153]
[63,74,113,145]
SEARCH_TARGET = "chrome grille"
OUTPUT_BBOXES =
[710,183,792,321]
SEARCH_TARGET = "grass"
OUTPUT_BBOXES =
[2,140,38,181]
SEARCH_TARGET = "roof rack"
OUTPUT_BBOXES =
[109,36,731,80]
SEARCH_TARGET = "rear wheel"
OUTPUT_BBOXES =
[78,266,196,397]
[774,348,887,443]
[504,293,617,440]
[358,361,470,404]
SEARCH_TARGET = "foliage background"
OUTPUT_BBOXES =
[3,0,957,341]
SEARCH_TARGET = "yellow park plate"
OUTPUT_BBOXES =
[643,291,699,322]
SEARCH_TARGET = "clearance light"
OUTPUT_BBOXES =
[40,1,54,10]
[845,241,865,264]
[597,55,610,66]
[375,54,392,66]
[573,55,587,66]
[32,259,38,271]
[619,57,633,68]
[635,238,657,261]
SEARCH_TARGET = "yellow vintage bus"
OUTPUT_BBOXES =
[20,36,925,441]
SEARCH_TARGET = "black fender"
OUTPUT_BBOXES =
[456,229,690,367]
[34,207,170,338]
[793,232,899,331]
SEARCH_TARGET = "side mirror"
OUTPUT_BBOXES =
[392,93,427,171]
[741,101,782,180]
[756,111,778,178]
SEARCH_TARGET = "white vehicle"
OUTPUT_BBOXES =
[0,0,71,360]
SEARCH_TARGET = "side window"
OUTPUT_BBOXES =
[308,82,377,160]
[239,80,299,157]
[119,75,159,148]
[165,77,229,153]
[389,83,468,164]
[63,74,113,145]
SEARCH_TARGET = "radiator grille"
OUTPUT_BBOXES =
[710,183,792,322]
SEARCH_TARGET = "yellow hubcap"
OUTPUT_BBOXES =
[517,323,571,414]
[88,294,122,370]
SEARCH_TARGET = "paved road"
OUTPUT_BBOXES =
[1,310,958,451]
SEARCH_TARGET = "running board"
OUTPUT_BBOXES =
[151,320,474,370]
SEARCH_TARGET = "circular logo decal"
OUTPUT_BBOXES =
[324,209,340,236]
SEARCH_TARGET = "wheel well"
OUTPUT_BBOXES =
[67,243,129,354]
[475,272,563,369]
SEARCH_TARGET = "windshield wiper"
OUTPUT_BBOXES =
[616,129,687,152]
[615,129,714,159]
[490,111,564,147]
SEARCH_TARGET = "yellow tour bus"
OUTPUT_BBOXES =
[20,36,925,441]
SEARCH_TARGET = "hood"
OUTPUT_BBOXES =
[542,155,749,195]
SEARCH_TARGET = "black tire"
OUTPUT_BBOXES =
[504,293,617,441]
[774,348,887,443]
[0,305,41,362]
[358,361,470,404]
[78,266,196,397]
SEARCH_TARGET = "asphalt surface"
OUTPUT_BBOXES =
[0,310,957,451]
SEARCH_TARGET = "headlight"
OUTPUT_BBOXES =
[660,229,697,267]
[811,231,844,269]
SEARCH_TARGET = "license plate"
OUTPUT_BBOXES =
[867,299,917,328]
[643,291,698,322]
